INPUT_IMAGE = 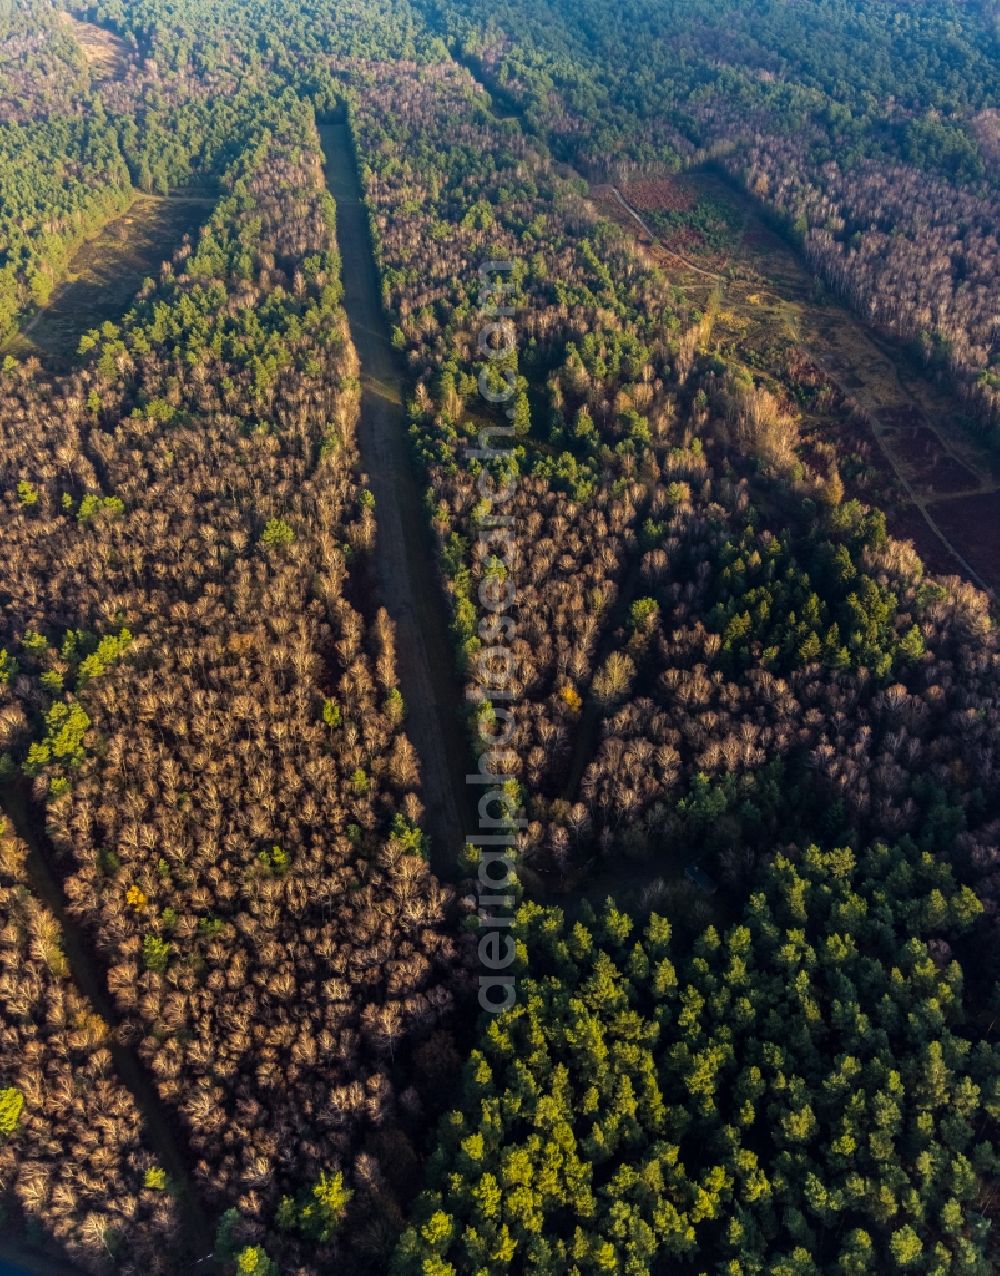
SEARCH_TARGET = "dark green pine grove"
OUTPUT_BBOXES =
[397,847,998,1274]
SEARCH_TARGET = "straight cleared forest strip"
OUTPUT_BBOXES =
[3,195,212,366]
[318,120,474,877]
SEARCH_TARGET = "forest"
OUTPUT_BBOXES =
[421,0,1000,439]
[0,0,998,1274]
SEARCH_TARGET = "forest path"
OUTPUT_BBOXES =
[608,185,728,282]
[0,783,215,1271]
[318,122,473,878]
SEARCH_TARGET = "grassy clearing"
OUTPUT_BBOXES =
[2,195,211,365]
[597,171,1000,594]
[60,12,129,81]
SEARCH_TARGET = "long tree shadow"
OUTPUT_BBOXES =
[0,781,217,1273]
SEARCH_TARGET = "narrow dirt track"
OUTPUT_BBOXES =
[608,185,727,281]
[318,121,472,876]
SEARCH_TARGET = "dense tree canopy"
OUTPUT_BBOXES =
[0,0,998,1272]
[397,844,999,1274]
